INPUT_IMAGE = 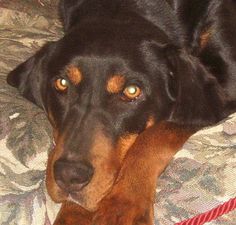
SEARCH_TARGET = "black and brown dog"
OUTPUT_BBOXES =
[7,0,236,224]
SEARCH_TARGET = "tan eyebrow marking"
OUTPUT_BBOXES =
[66,66,83,85]
[106,75,126,94]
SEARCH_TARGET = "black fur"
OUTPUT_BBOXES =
[7,0,236,181]
[8,0,236,129]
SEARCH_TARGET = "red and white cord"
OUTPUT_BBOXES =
[175,198,236,225]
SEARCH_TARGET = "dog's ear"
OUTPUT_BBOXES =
[7,43,55,109]
[165,47,226,126]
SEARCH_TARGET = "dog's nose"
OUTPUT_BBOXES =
[54,159,94,192]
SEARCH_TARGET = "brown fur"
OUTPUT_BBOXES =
[46,134,69,203]
[54,202,93,225]
[76,129,120,210]
[116,134,139,161]
[54,122,195,225]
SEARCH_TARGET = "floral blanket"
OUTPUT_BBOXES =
[0,1,235,224]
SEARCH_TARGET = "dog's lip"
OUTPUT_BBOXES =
[69,191,80,199]
[68,182,89,192]
[56,179,89,194]
[68,191,84,205]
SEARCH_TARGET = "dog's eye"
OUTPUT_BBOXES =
[122,85,141,101]
[54,78,68,92]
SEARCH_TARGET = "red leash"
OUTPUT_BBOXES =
[175,198,236,225]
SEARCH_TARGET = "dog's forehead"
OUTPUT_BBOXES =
[52,25,168,81]
[63,55,135,82]
[59,22,166,60]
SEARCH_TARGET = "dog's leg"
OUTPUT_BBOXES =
[93,122,195,225]
[54,202,93,225]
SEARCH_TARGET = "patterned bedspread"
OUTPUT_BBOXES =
[0,1,235,224]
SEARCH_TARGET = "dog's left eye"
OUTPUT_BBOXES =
[54,78,69,92]
[122,85,142,101]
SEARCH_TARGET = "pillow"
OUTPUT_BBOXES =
[0,3,61,224]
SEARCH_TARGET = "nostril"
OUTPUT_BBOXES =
[53,159,94,191]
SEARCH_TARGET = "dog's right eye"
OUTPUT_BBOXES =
[54,78,69,92]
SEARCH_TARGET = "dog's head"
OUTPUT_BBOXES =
[7,14,226,210]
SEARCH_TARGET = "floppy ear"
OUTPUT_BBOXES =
[166,48,227,126]
[7,43,55,109]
